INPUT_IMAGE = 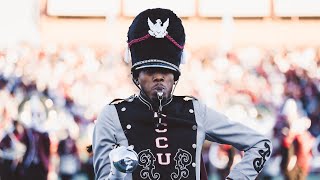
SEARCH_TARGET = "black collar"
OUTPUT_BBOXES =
[138,92,173,112]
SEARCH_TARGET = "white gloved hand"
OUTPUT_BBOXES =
[109,145,138,179]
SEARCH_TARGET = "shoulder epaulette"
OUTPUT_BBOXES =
[109,95,136,105]
[124,94,136,102]
[183,96,198,101]
[109,98,125,105]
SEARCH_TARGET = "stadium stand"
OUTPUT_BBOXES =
[46,0,120,17]
[273,0,320,18]
[198,0,271,18]
[122,0,196,17]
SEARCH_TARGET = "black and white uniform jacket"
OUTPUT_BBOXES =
[92,94,272,180]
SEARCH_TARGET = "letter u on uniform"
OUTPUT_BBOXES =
[157,153,171,165]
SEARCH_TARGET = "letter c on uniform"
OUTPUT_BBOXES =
[155,137,168,148]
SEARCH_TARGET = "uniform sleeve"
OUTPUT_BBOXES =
[194,101,272,180]
[93,104,128,180]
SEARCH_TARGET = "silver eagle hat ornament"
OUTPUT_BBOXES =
[148,17,169,38]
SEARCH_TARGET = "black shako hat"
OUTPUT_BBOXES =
[127,8,185,80]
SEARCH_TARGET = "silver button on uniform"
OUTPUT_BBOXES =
[192,125,197,130]
[192,144,197,149]
[128,97,134,102]
[192,163,196,167]
[121,107,126,111]
[126,124,131,129]
[189,109,194,113]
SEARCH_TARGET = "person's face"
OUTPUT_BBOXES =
[137,68,175,101]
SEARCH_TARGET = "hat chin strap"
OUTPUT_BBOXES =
[171,79,179,97]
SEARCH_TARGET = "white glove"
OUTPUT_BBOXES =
[108,145,138,179]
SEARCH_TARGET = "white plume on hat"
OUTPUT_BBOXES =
[124,46,131,64]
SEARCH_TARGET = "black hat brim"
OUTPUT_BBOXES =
[131,60,181,80]
[132,60,180,75]
[136,63,178,72]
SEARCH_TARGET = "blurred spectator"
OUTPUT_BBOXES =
[83,146,95,180]
[278,99,315,180]
[19,95,51,180]
[0,120,27,180]
[57,130,80,180]
[215,144,237,180]
[208,142,244,179]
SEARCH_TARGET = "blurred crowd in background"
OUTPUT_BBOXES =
[1,43,320,179]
